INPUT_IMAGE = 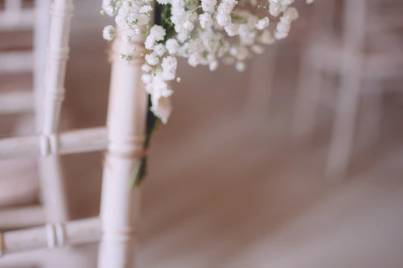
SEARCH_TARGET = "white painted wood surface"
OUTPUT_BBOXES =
[98,34,147,268]
[0,206,44,230]
[38,0,74,223]
[0,127,107,158]
[0,0,34,31]
[1,217,100,255]
[0,91,33,114]
[0,51,33,73]
[34,0,52,129]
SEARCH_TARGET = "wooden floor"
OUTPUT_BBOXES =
[1,0,403,267]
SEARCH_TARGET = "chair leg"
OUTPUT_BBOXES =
[39,0,74,224]
[292,54,323,140]
[98,35,147,268]
[326,73,361,180]
[292,0,336,140]
[325,0,367,181]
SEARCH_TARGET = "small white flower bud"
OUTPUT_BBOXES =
[256,17,270,30]
[102,25,116,41]
[235,61,245,72]
[145,53,159,65]
[166,39,180,54]
[142,74,152,83]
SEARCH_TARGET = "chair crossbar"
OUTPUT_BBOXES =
[0,217,100,256]
[0,205,44,230]
[0,10,34,31]
[0,127,107,159]
[0,91,33,114]
[0,51,33,73]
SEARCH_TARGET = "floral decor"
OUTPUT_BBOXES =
[101,0,313,182]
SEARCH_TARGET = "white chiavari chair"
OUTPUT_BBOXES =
[0,1,146,267]
[293,0,403,180]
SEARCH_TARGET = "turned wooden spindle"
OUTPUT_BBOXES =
[0,127,107,158]
[39,0,74,223]
[0,217,100,256]
[98,34,147,268]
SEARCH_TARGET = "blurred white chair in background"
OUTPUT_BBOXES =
[0,0,44,221]
[293,0,403,180]
[0,0,94,267]
[0,0,35,114]
[292,0,336,140]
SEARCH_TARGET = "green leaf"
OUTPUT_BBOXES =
[131,96,160,187]
[160,4,176,41]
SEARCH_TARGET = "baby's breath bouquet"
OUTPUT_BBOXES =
[101,0,313,181]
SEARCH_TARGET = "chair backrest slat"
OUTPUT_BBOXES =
[0,51,33,73]
[5,0,23,13]
[0,0,33,31]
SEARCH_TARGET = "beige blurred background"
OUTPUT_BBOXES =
[1,0,403,267]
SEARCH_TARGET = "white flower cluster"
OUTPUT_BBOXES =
[102,0,314,123]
